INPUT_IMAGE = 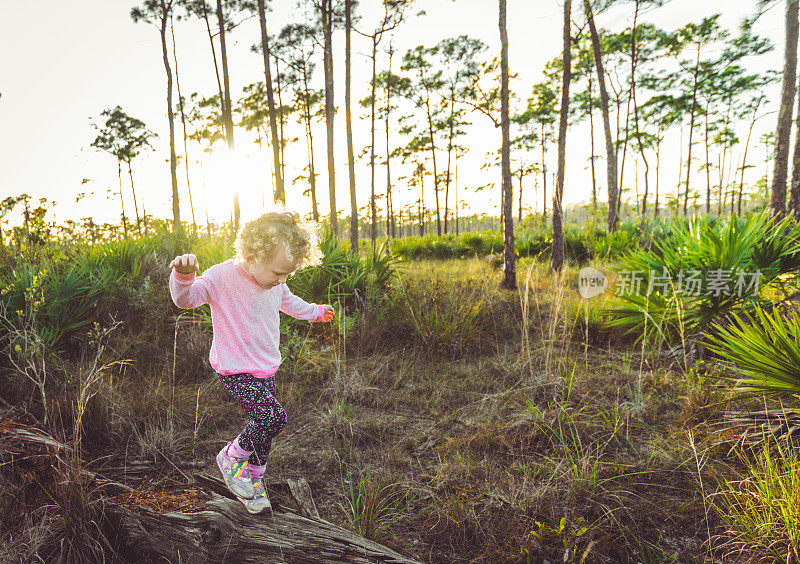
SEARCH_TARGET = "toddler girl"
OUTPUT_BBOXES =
[168,211,334,514]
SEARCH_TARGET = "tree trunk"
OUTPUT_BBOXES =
[424,93,442,236]
[654,138,660,217]
[171,15,196,235]
[386,49,395,238]
[159,5,181,236]
[705,110,712,214]
[216,0,239,232]
[257,0,285,206]
[419,166,424,236]
[741,96,762,216]
[630,2,650,218]
[302,68,320,222]
[216,0,234,147]
[790,67,800,217]
[106,476,420,563]
[551,0,571,272]
[498,0,517,290]
[589,74,597,212]
[370,36,379,243]
[773,0,799,218]
[584,0,618,232]
[541,123,547,225]
[117,158,128,239]
[444,92,455,234]
[0,421,419,564]
[322,0,337,236]
[455,154,459,235]
[126,160,142,236]
[683,45,701,216]
[201,4,225,116]
[345,0,358,251]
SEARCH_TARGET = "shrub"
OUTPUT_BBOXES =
[603,212,800,346]
[287,230,398,308]
[706,305,800,399]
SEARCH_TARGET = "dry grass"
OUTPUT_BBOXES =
[0,256,758,562]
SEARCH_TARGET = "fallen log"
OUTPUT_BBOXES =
[1,419,421,563]
[287,476,320,519]
[106,480,420,563]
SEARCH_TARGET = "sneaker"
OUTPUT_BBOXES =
[216,444,254,499]
[237,477,271,514]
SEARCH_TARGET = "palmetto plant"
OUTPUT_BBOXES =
[604,212,800,346]
[288,230,398,306]
[706,305,800,398]
[0,259,113,352]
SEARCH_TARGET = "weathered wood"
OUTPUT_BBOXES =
[106,488,420,563]
[2,419,419,562]
[288,477,320,519]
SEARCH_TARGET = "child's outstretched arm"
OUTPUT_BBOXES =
[168,253,215,309]
[280,285,335,322]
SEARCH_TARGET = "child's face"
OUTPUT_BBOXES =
[247,244,297,289]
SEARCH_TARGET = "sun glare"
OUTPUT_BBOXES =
[198,149,272,224]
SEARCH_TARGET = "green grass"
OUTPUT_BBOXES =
[713,437,800,562]
[4,217,800,563]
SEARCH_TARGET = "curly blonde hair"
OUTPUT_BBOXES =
[234,211,321,271]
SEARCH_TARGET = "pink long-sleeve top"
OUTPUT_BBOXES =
[168,258,325,379]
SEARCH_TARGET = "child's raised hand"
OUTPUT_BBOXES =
[319,304,335,323]
[169,253,199,275]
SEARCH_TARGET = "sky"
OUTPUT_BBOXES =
[0,0,786,231]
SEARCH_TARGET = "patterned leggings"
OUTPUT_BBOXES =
[217,372,287,466]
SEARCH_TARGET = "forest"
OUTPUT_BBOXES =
[3,0,800,562]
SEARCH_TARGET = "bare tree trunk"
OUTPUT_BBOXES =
[257,0,285,206]
[721,99,733,215]
[424,94,442,236]
[541,123,547,225]
[705,110,713,214]
[302,68,320,222]
[773,0,799,218]
[444,92,455,234]
[683,45,701,216]
[630,1,650,218]
[322,0,337,236]
[589,74,597,212]
[386,48,395,238]
[126,160,142,236]
[159,3,181,236]
[276,60,287,197]
[345,0,358,251]
[171,15,196,235]
[455,154,459,235]
[654,138,661,217]
[790,68,800,217]
[201,4,225,115]
[740,97,762,216]
[117,158,128,239]
[418,165,424,236]
[552,0,571,273]
[584,0,618,232]
[618,84,632,218]
[216,0,239,231]
[370,36,378,242]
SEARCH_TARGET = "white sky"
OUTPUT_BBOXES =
[0,0,785,230]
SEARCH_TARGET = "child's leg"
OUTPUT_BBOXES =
[217,372,287,466]
[241,375,286,466]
